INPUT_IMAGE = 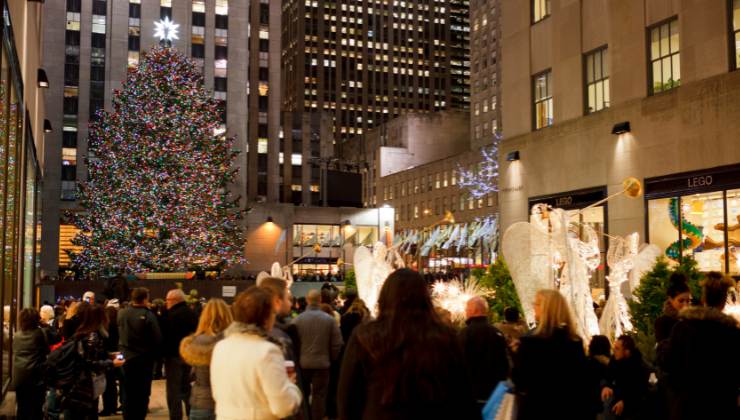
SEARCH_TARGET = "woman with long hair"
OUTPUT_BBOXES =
[337,268,477,420]
[512,289,594,420]
[210,287,302,420]
[180,299,234,420]
[65,304,125,420]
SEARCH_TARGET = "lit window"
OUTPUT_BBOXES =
[585,47,610,113]
[258,138,268,154]
[128,51,140,67]
[649,19,680,94]
[291,154,302,166]
[533,0,551,23]
[215,0,228,15]
[533,70,553,129]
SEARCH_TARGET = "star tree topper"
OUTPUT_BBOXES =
[154,17,179,44]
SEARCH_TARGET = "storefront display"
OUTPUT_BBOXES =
[292,223,378,275]
[645,164,740,275]
[529,187,608,290]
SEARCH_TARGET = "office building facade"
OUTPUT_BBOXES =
[281,0,471,146]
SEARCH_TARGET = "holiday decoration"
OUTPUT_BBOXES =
[353,242,405,314]
[666,197,703,260]
[474,257,523,322]
[154,17,180,43]
[256,262,294,288]
[598,233,661,342]
[503,204,601,340]
[431,278,493,323]
[70,46,245,274]
[457,132,501,198]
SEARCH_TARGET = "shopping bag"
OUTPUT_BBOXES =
[494,393,516,420]
[482,380,513,420]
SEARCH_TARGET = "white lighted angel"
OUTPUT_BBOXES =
[353,242,405,315]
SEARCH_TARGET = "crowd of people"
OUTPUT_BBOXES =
[9,268,740,420]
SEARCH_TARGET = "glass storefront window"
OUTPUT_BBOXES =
[648,197,680,261]
[682,192,725,272]
[648,190,740,274]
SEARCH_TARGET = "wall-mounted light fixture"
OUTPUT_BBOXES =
[611,121,631,135]
[44,119,53,133]
[506,150,520,162]
[266,216,274,223]
[37,69,49,88]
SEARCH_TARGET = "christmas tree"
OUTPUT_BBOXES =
[70,46,245,274]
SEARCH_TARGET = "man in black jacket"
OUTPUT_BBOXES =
[118,287,162,420]
[162,289,198,420]
[459,296,509,406]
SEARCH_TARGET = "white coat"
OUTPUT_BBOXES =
[210,322,302,420]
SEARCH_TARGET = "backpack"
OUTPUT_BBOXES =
[45,338,83,391]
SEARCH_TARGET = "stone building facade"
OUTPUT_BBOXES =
[499,0,740,276]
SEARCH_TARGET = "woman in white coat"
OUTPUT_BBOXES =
[211,287,302,420]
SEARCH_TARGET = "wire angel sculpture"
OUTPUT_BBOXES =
[256,262,294,289]
[503,204,601,341]
[599,233,661,342]
[353,242,405,315]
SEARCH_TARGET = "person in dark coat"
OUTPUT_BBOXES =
[459,296,509,406]
[512,289,594,420]
[662,272,740,420]
[587,335,612,416]
[12,308,50,420]
[162,289,199,420]
[338,269,478,420]
[339,287,358,316]
[340,298,370,343]
[118,288,162,420]
[601,335,649,419]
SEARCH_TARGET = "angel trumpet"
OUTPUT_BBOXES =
[580,177,642,213]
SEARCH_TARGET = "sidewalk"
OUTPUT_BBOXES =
[101,379,170,419]
[0,379,172,419]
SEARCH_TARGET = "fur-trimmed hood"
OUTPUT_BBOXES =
[180,333,223,367]
[678,306,739,329]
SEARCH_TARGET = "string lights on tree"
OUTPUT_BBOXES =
[457,132,501,199]
[69,46,245,274]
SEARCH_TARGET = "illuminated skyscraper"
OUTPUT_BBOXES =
[281,0,470,145]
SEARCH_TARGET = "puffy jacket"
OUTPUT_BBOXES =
[180,333,223,411]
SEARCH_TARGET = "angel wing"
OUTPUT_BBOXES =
[270,262,283,278]
[502,221,555,326]
[628,244,662,294]
[256,271,270,285]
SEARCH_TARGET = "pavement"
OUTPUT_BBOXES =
[101,379,171,419]
[0,379,173,420]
